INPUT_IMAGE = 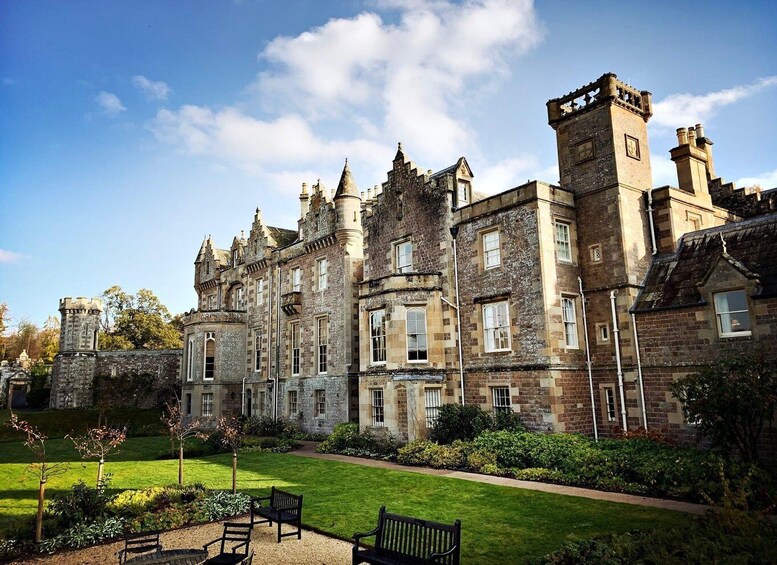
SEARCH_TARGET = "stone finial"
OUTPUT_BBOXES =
[720,232,728,255]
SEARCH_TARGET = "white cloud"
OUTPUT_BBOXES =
[477,155,539,194]
[652,76,777,129]
[132,75,171,101]
[0,249,23,263]
[650,153,677,187]
[736,168,777,190]
[95,91,126,116]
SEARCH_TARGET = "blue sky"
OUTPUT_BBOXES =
[2,0,776,330]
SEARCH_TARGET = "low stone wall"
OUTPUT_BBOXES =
[94,349,182,408]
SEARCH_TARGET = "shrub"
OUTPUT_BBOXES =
[109,487,165,517]
[241,436,299,452]
[47,480,114,526]
[244,415,288,437]
[37,517,125,554]
[317,423,398,459]
[429,404,493,444]
[396,440,471,469]
[202,491,251,521]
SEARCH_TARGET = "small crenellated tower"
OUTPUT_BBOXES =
[50,297,104,408]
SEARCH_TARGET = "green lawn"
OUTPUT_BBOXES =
[0,408,165,440]
[0,436,686,563]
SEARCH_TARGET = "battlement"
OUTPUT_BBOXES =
[59,297,104,312]
[547,73,652,128]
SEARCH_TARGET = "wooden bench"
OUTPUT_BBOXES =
[249,486,303,543]
[352,506,461,565]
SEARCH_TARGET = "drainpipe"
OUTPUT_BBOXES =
[647,189,658,255]
[631,313,648,430]
[274,263,282,421]
[609,290,627,431]
[578,277,599,441]
[449,226,465,405]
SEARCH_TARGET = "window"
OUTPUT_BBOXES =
[483,302,510,352]
[186,336,195,381]
[201,393,213,417]
[596,323,610,343]
[257,391,265,416]
[370,310,387,365]
[714,290,751,337]
[185,393,192,416]
[233,286,244,309]
[425,388,441,428]
[288,390,298,415]
[204,332,215,380]
[482,230,500,269]
[457,181,470,205]
[232,249,239,266]
[492,387,511,414]
[256,279,264,306]
[208,295,216,310]
[290,322,300,376]
[395,240,413,273]
[254,332,262,372]
[315,389,326,417]
[371,389,384,427]
[604,387,617,422]
[555,221,572,262]
[562,297,578,348]
[406,308,428,362]
[317,317,329,374]
[245,390,252,417]
[687,212,702,232]
[292,267,301,292]
[589,244,602,263]
[317,258,328,290]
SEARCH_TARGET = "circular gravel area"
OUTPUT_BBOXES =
[13,517,352,564]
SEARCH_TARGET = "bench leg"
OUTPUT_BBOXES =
[277,520,282,543]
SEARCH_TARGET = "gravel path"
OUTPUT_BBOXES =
[13,516,352,565]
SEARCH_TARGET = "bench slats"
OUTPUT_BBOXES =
[250,486,303,543]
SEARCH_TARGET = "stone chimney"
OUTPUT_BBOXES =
[670,125,710,194]
[299,182,310,219]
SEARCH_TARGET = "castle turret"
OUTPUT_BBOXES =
[334,159,363,254]
[50,297,104,408]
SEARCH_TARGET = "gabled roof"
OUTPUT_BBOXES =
[267,226,298,248]
[633,213,777,311]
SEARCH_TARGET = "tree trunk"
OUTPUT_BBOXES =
[97,458,105,488]
[232,452,237,494]
[178,444,184,485]
[35,479,46,543]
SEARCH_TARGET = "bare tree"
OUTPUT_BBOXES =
[216,417,245,494]
[161,399,206,485]
[7,414,69,542]
[67,426,127,488]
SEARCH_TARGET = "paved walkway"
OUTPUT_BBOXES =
[289,441,708,515]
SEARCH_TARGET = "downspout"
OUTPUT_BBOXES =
[449,226,465,405]
[578,277,599,441]
[647,189,657,255]
[609,290,627,431]
[631,312,648,430]
[274,263,282,421]
[241,376,247,417]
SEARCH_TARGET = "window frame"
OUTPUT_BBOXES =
[457,180,470,206]
[201,393,213,418]
[603,387,617,422]
[483,301,511,352]
[405,307,428,362]
[291,267,301,292]
[316,316,329,374]
[425,388,441,428]
[395,240,413,274]
[370,309,387,365]
[371,389,385,427]
[317,258,328,291]
[555,221,572,263]
[203,332,215,381]
[491,386,512,414]
[482,229,501,270]
[186,335,195,382]
[254,331,262,372]
[185,393,192,416]
[288,390,298,415]
[713,290,752,337]
[561,296,579,349]
[315,389,326,418]
[256,279,264,306]
[290,322,300,376]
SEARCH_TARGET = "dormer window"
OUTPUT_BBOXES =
[232,249,239,266]
[714,290,751,337]
[457,181,470,206]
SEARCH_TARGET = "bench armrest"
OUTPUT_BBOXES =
[428,544,458,561]
[231,541,249,553]
[203,538,221,550]
[352,527,380,547]
[251,495,271,504]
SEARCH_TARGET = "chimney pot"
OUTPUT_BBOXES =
[676,128,688,145]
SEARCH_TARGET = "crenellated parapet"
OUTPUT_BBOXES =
[547,73,652,128]
[59,296,103,314]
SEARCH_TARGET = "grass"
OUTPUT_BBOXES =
[0,408,165,440]
[0,436,687,563]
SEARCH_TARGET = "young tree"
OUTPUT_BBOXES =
[216,417,245,494]
[7,414,69,542]
[670,346,777,463]
[161,399,205,485]
[67,426,127,488]
[99,286,182,350]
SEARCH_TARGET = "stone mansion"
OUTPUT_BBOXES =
[52,73,777,446]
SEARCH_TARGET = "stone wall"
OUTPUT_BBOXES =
[94,349,181,408]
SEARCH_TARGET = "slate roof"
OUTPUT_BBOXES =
[267,226,299,248]
[632,212,777,312]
